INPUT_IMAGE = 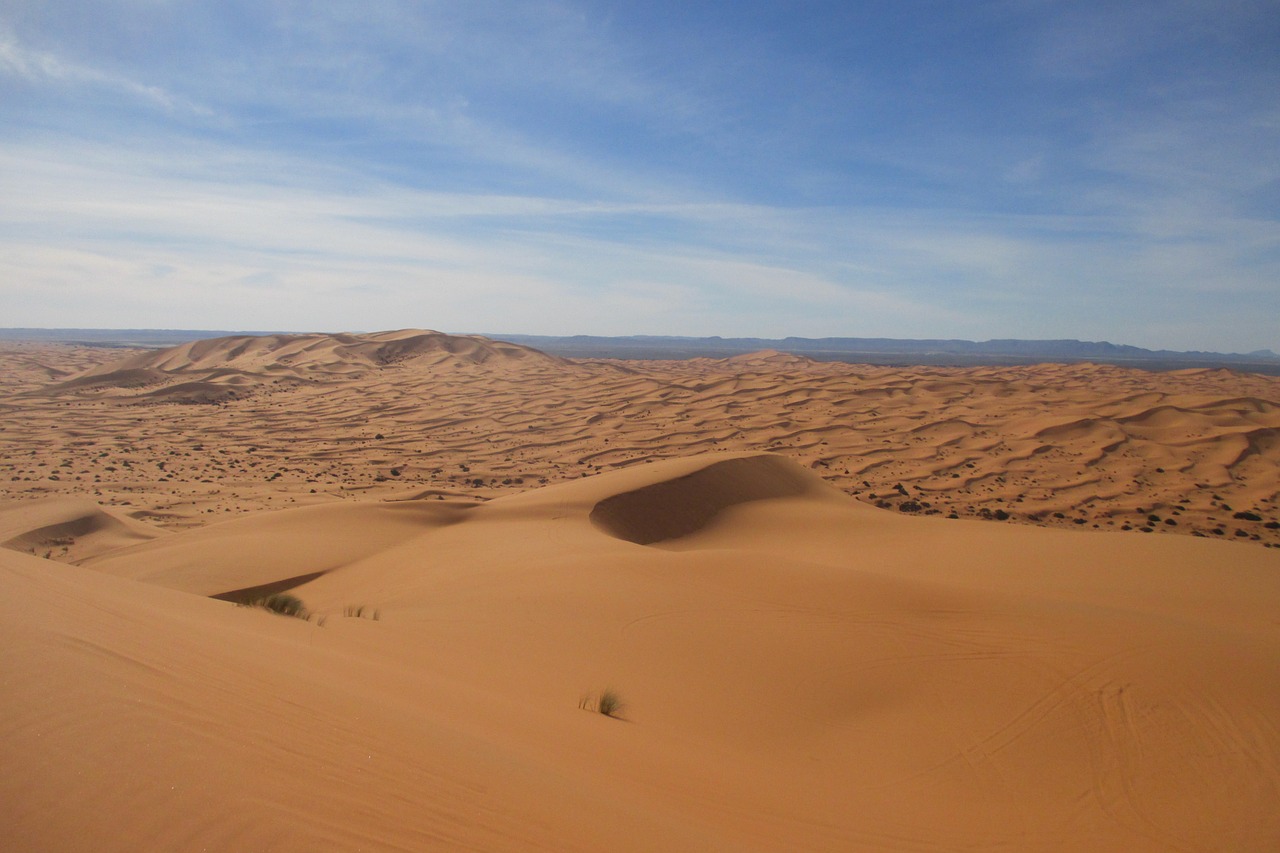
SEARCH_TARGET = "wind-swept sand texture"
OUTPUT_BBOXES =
[2,332,1280,850]
[2,331,1277,545]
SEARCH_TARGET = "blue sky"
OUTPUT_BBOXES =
[2,1,1277,351]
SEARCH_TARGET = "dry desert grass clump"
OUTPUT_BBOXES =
[2,332,1279,852]
[244,592,309,619]
[579,688,625,718]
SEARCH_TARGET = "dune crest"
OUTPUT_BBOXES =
[81,499,474,596]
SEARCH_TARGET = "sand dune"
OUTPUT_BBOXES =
[72,328,563,376]
[2,334,1275,545]
[0,496,166,562]
[3,451,1279,851]
[2,333,1280,850]
[42,329,565,403]
[81,499,473,597]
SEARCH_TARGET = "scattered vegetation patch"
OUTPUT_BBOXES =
[343,604,381,620]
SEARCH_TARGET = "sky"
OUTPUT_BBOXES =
[1,0,1277,351]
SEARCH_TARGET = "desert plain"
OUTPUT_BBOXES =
[2,329,1279,851]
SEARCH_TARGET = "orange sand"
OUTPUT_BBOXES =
[2,331,1279,851]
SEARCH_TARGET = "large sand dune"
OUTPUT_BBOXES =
[3,451,1279,851]
[45,329,563,403]
[2,333,1279,850]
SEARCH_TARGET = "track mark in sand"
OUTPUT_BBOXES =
[1205,693,1280,781]
[1090,683,1170,848]
[1081,680,1236,853]
[971,647,1150,760]
[825,639,1199,844]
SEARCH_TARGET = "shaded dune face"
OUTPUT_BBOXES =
[589,454,829,544]
[208,570,327,604]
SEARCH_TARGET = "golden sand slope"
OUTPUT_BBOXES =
[0,496,165,562]
[2,333,1277,547]
[3,452,1279,852]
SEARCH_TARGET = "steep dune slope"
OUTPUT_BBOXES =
[6,453,1279,851]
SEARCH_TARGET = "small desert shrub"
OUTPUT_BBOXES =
[245,593,309,620]
[597,689,624,718]
[580,688,625,718]
[343,605,381,620]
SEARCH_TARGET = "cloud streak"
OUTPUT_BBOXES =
[0,28,209,116]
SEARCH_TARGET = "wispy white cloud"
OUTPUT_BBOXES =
[3,123,1277,349]
[0,28,211,116]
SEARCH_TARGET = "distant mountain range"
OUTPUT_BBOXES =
[496,334,1280,372]
[2,328,1277,373]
